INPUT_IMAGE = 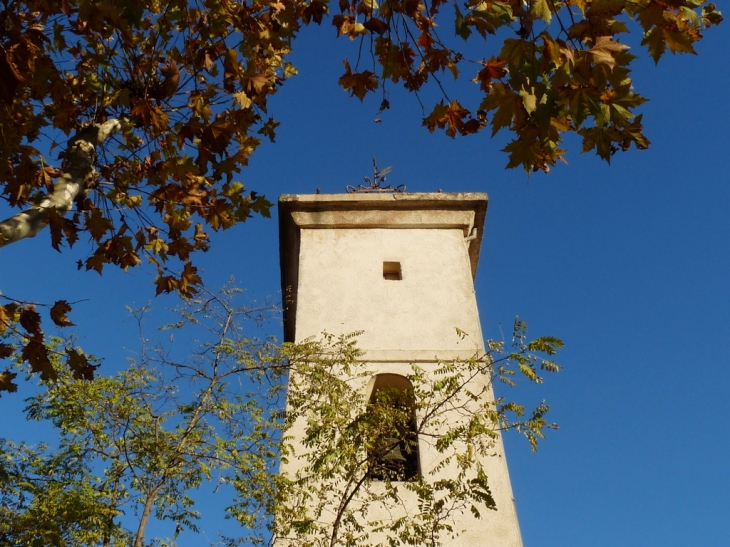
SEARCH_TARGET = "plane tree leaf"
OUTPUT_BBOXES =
[0,0,722,383]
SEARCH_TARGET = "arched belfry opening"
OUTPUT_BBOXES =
[366,374,420,482]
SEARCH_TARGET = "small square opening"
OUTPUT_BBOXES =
[383,261,402,281]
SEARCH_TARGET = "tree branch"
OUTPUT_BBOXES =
[0,118,124,248]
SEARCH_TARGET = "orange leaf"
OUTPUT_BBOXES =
[473,57,508,92]
[178,263,202,296]
[589,36,629,70]
[155,275,178,295]
[422,100,476,138]
[333,14,356,36]
[50,300,74,327]
[338,60,378,100]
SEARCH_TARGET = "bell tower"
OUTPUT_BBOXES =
[278,192,523,546]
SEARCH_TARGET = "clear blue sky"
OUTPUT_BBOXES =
[1,16,729,547]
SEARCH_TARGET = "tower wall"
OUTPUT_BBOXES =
[278,193,523,547]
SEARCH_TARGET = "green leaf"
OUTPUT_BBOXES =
[531,0,552,23]
[519,87,537,114]
[454,4,472,40]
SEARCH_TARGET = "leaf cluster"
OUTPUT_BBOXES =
[0,0,721,383]
[1,286,287,547]
[330,0,722,171]
[274,318,563,546]
[1,293,96,394]
[2,288,564,547]
[1,0,291,291]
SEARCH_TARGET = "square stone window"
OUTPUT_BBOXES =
[383,261,402,280]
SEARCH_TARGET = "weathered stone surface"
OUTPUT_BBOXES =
[278,192,523,547]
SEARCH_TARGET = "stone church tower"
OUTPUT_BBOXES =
[278,191,523,546]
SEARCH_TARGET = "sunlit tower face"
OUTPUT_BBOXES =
[278,192,524,547]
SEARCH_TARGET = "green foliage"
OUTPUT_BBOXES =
[1,286,287,547]
[274,318,562,546]
[2,288,562,547]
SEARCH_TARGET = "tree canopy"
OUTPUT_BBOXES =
[0,0,723,386]
[1,289,563,546]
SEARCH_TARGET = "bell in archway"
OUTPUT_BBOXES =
[380,436,408,463]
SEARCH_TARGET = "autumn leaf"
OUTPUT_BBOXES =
[19,306,42,335]
[22,338,56,381]
[155,275,178,295]
[519,87,537,114]
[661,26,697,55]
[304,1,329,24]
[66,348,96,380]
[50,300,75,327]
[333,14,356,36]
[702,4,724,27]
[375,38,415,83]
[245,73,271,95]
[473,58,508,92]
[0,304,14,334]
[338,60,378,100]
[480,83,519,136]
[363,18,389,35]
[178,264,202,296]
[0,368,18,394]
[47,207,78,251]
[579,125,616,161]
[589,36,630,70]
[531,0,552,23]
[422,100,479,138]
[0,343,13,359]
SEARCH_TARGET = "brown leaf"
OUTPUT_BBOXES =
[0,369,18,394]
[47,207,78,251]
[364,17,389,35]
[422,100,477,138]
[333,14,356,36]
[0,304,16,334]
[19,306,42,335]
[178,263,202,297]
[304,1,329,24]
[66,348,96,380]
[589,36,629,70]
[245,73,270,95]
[160,60,180,99]
[50,300,75,327]
[223,49,239,80]
[85,206,114,241]
[0,52,20,104]
[338,60,378,100]
[22,338,56,381]
[155,275,178,295]
[473,57,508,92]
[0,343,14,359]
[85,254,107,274]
